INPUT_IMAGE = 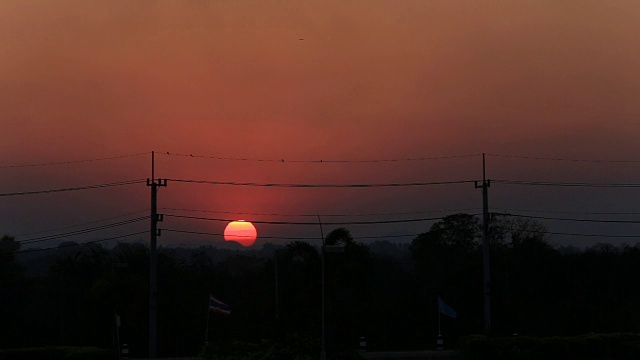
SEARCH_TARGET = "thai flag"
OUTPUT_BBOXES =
[209,294,232,315]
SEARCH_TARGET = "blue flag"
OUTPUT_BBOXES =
[209,294,232,315]
[438,297,457,319]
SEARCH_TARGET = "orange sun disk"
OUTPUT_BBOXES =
[223,220,258,247]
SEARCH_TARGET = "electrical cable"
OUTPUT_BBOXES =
[162,213,472,225]
[18,217,148,244]
[495,213,640,224]
[493,226,639,239]
[493,208,640,216]
[158,151,482,163]
[15,209,150,237]
[15,231,149,254]
[0,179,146,197]
[546,232,640,238]
[0,152,150,169]
[165,178,477,188]
[486,153,640,163]
[493,180,640,188]
[159,207,481,218]
[165,227,639,241]
[162,228,421,240]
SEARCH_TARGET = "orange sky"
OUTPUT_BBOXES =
[2,1,640,248]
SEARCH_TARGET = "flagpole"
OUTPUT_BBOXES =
[205,307,210,344]
[436,298,443,351]
[436,296,444,351]
[437,297,441,336]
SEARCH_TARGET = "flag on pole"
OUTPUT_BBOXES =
[438,297,457,319]
[209,294,232,315]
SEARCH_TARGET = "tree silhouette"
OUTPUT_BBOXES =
[0,235,26,347]
[7,215,640,355]
[279,241,321,339]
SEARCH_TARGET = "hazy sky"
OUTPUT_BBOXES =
[2,1,639,249]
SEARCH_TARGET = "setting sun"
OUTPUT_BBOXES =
[223,220,258,247]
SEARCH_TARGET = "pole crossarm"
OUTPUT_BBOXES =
[474,179,491,189]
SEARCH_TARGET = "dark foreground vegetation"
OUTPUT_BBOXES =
[461,333,640,360]
[0,346,111,360]
[2,213,640,358]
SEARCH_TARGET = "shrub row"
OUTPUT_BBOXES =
[199,334,363,360]
[0,346,112,360]
[460,333,640,360]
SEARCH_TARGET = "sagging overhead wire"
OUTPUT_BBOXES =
[495,213,640,224]
[5,151,636,167]
[493,207,640,216]
[493,180,640,188]
[545,231,640,238]
[162,213,474,225]
[5,178,636,198]
[159,207,481,218]
[0,179,147,197]
[166,178,477,188]
[162,228,420,240]
[486,153,640,163]
[18,216,149,244]
[493,225,640,239]
[166,227,639,242]
[163,178,640,189]
[16,209,150,237]
[16,231,149,254]
[158,151,482,163]
[0,152,150,169]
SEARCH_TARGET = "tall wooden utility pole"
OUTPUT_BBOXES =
[147,151,166,359]
[475,153,491,333]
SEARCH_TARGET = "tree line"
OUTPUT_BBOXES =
[2,213,640,357]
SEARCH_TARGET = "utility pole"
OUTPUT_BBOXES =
[274,250,279,323]
[319,217,345,360]
[475,153,491,334]
[318,216,326,360]
[147,151,166,359]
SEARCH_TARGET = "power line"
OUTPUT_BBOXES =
[7,178,633,197]
[0,152,150,169]
[18,217,149,244]
[494,226,640,239]
[166,178,477,188]
[10,151,634,168]
[159,207,481,218]
[486,153,640,163]
[547,231,639,238]
[493,180,640,188]
[166,227,639,242]
[493,207,640,216]
[15,209,150,237]
[163,228,420,240]
[0,179,146,197]
[158,151,481,163]
[16,231,149,254]
[167,212,640,227]
[496,213,640,224]
[162,213,467,225]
